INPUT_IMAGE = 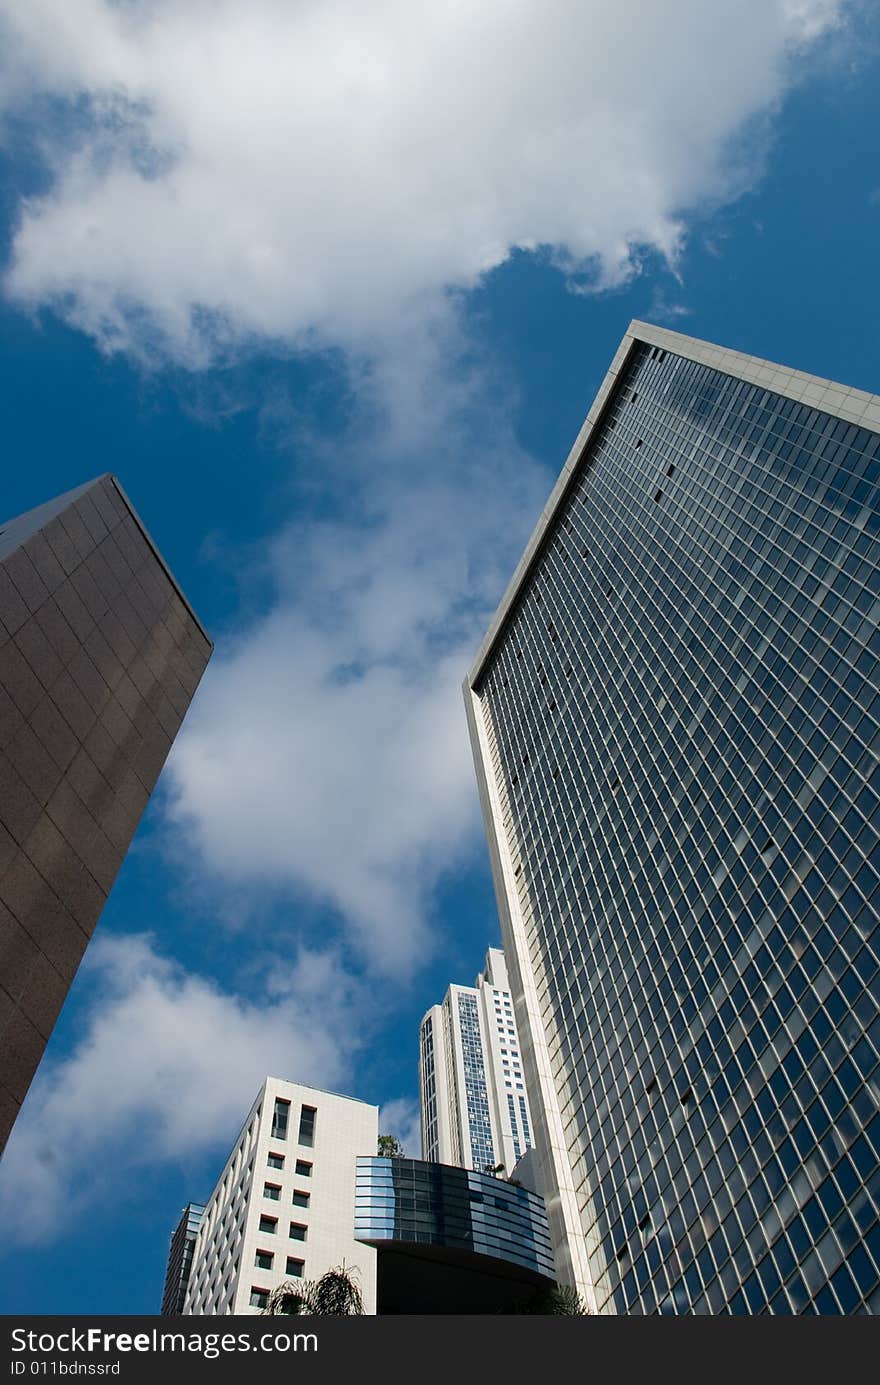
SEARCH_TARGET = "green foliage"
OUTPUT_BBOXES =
[377,1133,405,1158]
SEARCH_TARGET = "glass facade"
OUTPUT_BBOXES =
[420,1014,441,1161]
[508,1094,521,1159]
[354,1156,556,1280]
[457,993,497,1171]
[161,1202,205,1316]
[519,1095,532,1149]
[471,336,880,1313]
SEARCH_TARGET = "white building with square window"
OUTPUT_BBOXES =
[180,1078,378,1315]
[419,948,534,1176]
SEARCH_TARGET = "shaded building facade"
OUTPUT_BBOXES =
[0,474,212,1151]
[161,1202,205,1315]
[465,323,880,1313]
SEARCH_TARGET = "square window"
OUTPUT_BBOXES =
[289,1222,307,1242]
[263,1183,281,1200]
[254,1250,273,1271]
[295,1160,312,1178]
[258,1215,277,1235]
[249,1287,269,1309]
[286,1258,305,1278]
[267,1152,285,1170]
[292,1190,310,1208]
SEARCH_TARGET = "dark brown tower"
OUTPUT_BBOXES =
[0,475,212,1152]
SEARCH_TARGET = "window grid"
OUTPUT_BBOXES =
[477,345,880,1314]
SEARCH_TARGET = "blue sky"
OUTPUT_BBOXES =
[0,0,878,1314]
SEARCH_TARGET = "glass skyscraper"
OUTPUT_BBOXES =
[464,322,880,1313]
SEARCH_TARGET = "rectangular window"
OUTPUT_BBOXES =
[289,1222,307,1242]
[298,1106,317,1147]
[295,1159,312,1178]
[254,1250,273,1271]
[258,1215,277,1235]
[249,1287,269,1309]
[263,1182,281,1200]
[267,1152,284,1169]
[271,1098,290,1140]
[286,1258,305,1278]
[292,1190,310,1208]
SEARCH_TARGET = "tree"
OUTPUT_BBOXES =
[307,1266,365,1315]
[483,1162,505,1177]
[263,1264,365,1316]
[264,1283,308,1316]
[377,1133,405,1158]
[527,1284,593,1315]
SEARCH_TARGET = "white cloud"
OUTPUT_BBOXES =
[0,933,360,1242]
[379,1096,422,1157]
[164,317,550,974]
[0,0,846,975]
[0,0,843,365]
[0,1,853,1250]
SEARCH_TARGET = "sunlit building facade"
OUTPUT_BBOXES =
[181,1078,378,1315]
[419,948,534,1175]
[465,322,880,1313]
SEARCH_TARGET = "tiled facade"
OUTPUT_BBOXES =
[0,474,212,1151]
[465,324,880,1313]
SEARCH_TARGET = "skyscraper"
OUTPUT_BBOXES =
[464,322,880,1314]
[181,1079,378,1315]
[171,1076,557,1317]
[161,1202,205,1316]
[0,474,212,1152]
[419,948,534,1174]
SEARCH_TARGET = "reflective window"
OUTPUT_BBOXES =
[475,344,880,1314]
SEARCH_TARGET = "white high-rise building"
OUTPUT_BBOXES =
[419,948,534,1175]
[183,1078,378,1315]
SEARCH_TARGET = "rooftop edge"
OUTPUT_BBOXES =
[466,320,880,689]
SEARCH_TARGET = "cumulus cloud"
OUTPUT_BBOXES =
[0,2,853,1248]
[0,933,360,1242]
[164,317,550,973]
[0,0,848,976]
[0,0,843,365]
[379,1096,423,1157]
